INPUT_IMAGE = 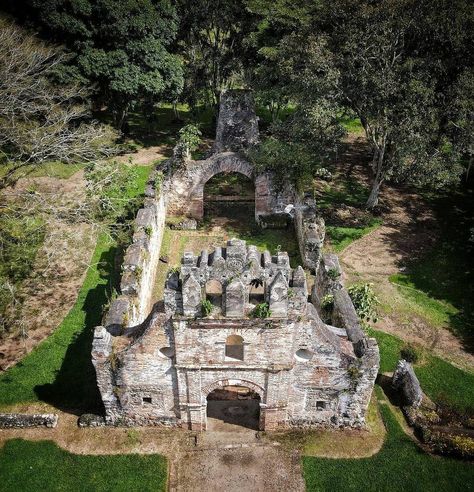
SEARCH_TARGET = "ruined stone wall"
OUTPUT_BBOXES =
[164,152,286,222]
[294,196,326,272]
[102,169,167,334]
[213,89,259,153]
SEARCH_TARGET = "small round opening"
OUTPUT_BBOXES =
[295,349,313,362]
[159,347,174,358]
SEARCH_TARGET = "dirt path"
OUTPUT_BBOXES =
[337,162,474,370]
[116,144,172,165]
[172,444,305,492]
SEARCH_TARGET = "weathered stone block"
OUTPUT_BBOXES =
[392,359,423,407]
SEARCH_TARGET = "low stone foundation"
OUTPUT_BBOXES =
[0,413,58,428]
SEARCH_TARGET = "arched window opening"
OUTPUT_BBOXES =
[249,278,265,305]
[225,334,244,361]
[203,172,255,228]
[205,279,223,315]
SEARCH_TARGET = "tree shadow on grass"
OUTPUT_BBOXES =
[34,246,119,416]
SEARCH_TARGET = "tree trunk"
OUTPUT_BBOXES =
[366,138,387,209]
[366,177,382,209]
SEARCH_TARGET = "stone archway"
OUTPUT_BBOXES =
[202,379,266,431]
[166,152,274,221]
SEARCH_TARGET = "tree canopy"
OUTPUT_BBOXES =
[23,0,184,130]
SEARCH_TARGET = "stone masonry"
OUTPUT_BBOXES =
[92,239,379,430]
[91,89,379,431]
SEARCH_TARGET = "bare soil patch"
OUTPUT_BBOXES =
[116,144,172,165]
[335,144,474,369]
[0,171,96,371]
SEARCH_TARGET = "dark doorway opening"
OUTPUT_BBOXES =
[206,385,260,431]
[204,172,255,228]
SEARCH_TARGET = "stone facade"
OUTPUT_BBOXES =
[92,239,379,431]
[91,89,379,431]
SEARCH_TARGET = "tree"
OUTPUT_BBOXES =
[0,20,117,187]
[177,0,258,112]
[316,0,471,207]
[246,5,345,189]
[25,0,184,130]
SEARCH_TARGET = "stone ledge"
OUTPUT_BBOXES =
[0,413,58,428]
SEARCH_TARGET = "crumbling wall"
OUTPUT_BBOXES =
[392,359,423,407]
[103,169,167,334]
[294,196,326,272]
[0,413,58,428]
[213,89,259,153]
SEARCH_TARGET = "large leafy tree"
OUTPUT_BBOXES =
[246,1,345,189]
[248,0,472,207]
[177,0,258,112]
[24,0,184,130]
[323,0,471,207]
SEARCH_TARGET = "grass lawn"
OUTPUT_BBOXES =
[314,165,382,253]
[326,219,382,252]
[0,439,167,492]
[303,390,474,492]
[0,165,152,411]
[387,190,473,353]
[369,328,474,413]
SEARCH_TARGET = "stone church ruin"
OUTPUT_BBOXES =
[92,90,379,431]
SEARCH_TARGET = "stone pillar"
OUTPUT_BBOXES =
[213,89,259,153]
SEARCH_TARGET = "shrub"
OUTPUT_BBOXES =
[348,282,379,323]
[201,299,213,317]
[401,343,419,363]
[173,124,202,161]
[321,294,334,310]
[252,302,271,319]
[327,267,340,280]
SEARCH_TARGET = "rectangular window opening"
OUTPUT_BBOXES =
[316,401,326,410]
[142,396,152,404]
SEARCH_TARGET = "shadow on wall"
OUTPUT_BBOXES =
[34,247,119,415]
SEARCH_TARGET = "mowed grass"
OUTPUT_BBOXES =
[326,219,382,252]
[303,390,474,492]
[0,165,151,410]
[0,439,167,492]
[369,328,474,413]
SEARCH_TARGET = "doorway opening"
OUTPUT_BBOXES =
[206,385,261,431]
[203,172,255,229]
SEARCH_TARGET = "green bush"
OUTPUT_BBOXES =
[201,299,213,317]
[348,282,379,323]
[321,294,334,310]
[252,302,271,319]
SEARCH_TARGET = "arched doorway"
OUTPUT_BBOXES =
[206,385,261,431]
[203,172,255,228]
